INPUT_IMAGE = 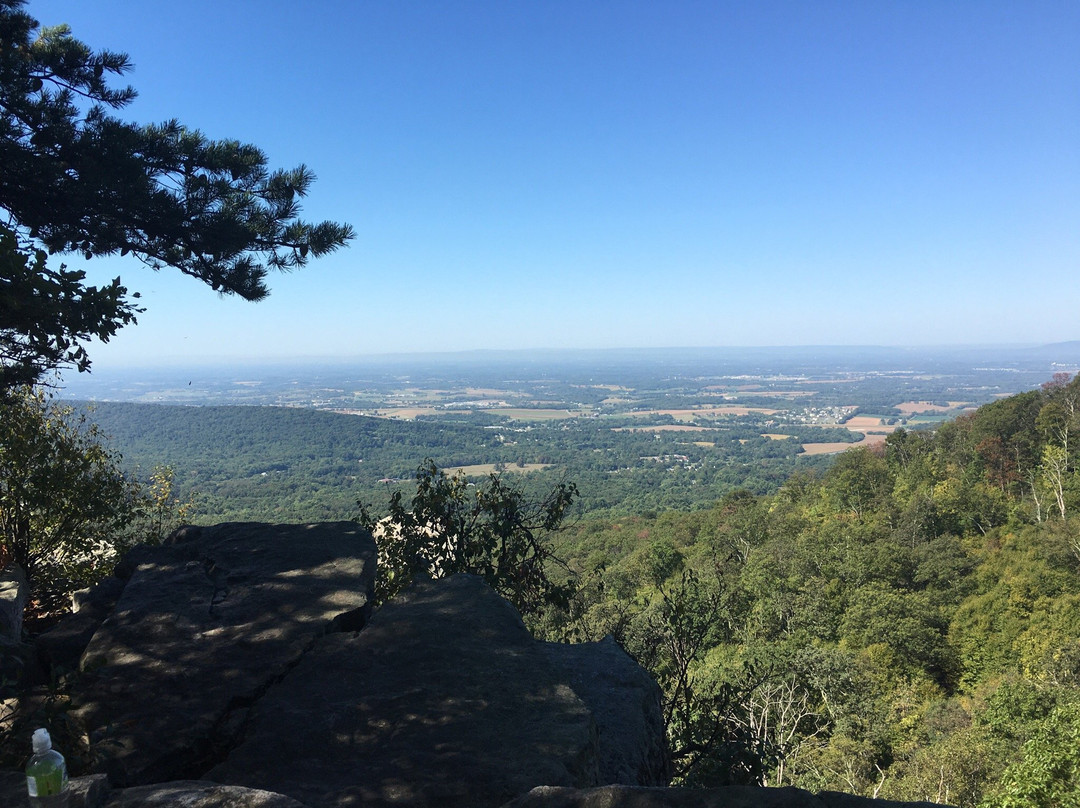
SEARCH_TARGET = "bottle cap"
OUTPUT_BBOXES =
[32,728,52,754]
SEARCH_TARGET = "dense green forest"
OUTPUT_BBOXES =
[527,376,1080,806]
[82,402,838,520]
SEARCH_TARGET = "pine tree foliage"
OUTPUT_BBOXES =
[0,0,353,385]
[0,225,141,389]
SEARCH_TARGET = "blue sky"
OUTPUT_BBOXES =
[24,0,1080,368]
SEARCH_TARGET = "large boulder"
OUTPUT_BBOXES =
[207,574,668,808]
[36,576,126,673]
[72,522,377,786]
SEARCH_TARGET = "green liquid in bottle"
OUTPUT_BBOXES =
[26,728,68,808]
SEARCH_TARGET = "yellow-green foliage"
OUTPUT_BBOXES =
[540,377,1080,804]
[0,387,142,610]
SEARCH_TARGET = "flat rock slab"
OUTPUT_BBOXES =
[73,522,376,786]
[209,575,604,808]
[499,786,952,808]
[105,780,312,808]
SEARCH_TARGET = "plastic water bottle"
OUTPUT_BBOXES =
[25,728,68,807]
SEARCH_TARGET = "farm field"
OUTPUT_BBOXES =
[842,416,903,433]
[893,399,971,413]
[801,434,887,455]
[489,408,590,421]
[654,406,780,419]
[370,407,441,419]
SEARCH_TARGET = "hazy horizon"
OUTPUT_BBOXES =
[64,340,1080,372]
[25,1,1080,368]
[53,342,1080,400]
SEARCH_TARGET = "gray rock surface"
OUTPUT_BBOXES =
[0,637,36,690]
[0,565,34,688]
[0,772,309,808]
[0,772,110,808]
[72,522,376,786]
[36,577,126,673]
[209,574,665,808]
[104,780,311,808]
[0,564,28,643]
[499,785,952,808]
[70,773,112,808]
[542,637,670,787]
[0,770,27,807]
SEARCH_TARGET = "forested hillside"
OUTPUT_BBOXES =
[533,375,1080,805]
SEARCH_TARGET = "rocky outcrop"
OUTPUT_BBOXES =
[500,786,947,808]
[0,773,307,808]
[0,776,952,808]
[71,522,377,786]
[542,637,670,787]
[36,576,125,673]
[5,521,949,808]
[208,573,668,808]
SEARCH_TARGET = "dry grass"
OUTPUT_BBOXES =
[762,433,796,440]
[801,434,887,455]
[491,408,587,421]
[654,406,779,420]
[368,407,440,420]
[843,416,902,432]
[894,400,970,414]
[800,442,858,456]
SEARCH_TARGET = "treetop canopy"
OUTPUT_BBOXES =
[0,0,354,387]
